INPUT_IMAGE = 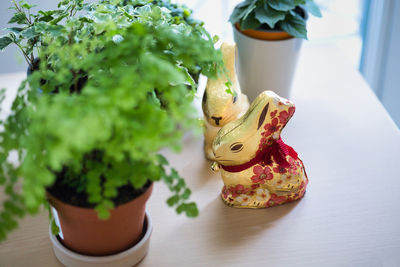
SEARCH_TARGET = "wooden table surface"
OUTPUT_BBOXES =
[0,44,399,267]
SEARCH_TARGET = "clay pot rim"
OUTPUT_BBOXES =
[49,211,153,263]
[234,7,308,41]
[46,182,154,211]
[234,23,293,41]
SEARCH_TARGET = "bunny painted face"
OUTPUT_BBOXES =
[212,91,295,165]
[202,86,242,127]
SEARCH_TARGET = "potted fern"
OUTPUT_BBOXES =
[230,0,321,100]
[0,0,223,265]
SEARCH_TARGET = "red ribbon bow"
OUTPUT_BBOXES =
[220,137,298,173]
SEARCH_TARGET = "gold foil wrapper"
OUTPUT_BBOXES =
[202,42,249,160]
[212,91,308,208]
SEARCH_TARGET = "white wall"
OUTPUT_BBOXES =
[0,0,57,74]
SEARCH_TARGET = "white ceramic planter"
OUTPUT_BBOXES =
[49,211,153,267]
[233,26,303,101]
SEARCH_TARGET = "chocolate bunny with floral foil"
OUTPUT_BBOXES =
[212,91,308,208]
[202,42,249,161]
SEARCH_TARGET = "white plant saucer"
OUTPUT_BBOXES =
[49,212,152,267]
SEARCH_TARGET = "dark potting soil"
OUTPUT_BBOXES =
[27,57,40,76]
[47,177,152,208]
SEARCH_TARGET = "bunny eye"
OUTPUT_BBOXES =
[230,143,243,152]
[258,103,269,130]
[233,95,237,103]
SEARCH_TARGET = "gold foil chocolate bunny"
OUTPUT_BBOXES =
[202,42,249,161]
[212,91,308,208]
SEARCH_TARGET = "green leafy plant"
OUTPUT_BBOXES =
[0,0,223,240]
[119,0,204,29]
[0,0,88,67]
[118,0,210,81]
[0,0,209,82]
[229,0,322,39]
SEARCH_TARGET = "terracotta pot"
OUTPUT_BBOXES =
[233,23,303,101]
[47,184,153,256]
[49,212,153,267]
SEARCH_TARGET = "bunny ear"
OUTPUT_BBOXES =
[257,103,269,130]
